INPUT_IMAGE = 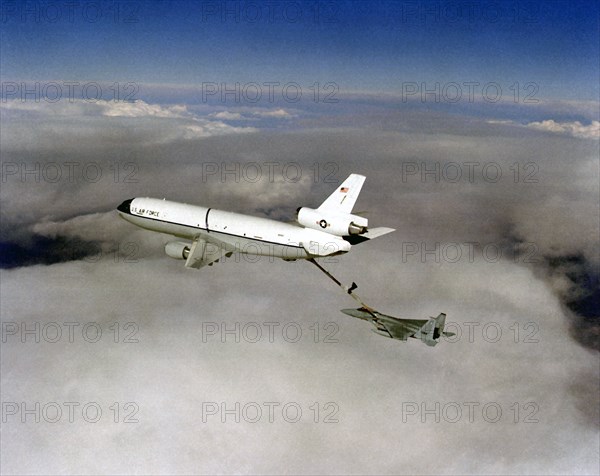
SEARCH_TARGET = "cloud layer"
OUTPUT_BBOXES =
[1,99,258,149]
[1,96,598,474]
[488,118,600,139]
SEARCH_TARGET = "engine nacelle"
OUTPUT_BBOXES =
[165,241,190,260]
[297,207,368,236]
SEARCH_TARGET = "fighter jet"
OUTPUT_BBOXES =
[341,307,454,346]
[116,174,394,269]
[302,258,452,347]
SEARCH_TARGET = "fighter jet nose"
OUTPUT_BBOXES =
[117,198,134,214]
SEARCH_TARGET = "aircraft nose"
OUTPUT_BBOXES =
[117,198,134,214]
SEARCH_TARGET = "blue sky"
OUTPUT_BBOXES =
[1,0,598,101]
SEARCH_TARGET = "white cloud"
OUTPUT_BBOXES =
[97,100,191,119]
[1,100,598,475]
[0,99,258,148]
[1,246,598,474]
[487,118,600,139]
[250,108,293,119]
[1,98,191,119]
[210,111,244,120]
[525,119,600,139]
[208,108,295,121]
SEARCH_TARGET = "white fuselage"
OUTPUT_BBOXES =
[117,197,352,259]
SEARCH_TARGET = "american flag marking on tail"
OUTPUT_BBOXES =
[318,174,366,214]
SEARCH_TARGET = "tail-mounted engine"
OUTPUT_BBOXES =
[297,207,368,236]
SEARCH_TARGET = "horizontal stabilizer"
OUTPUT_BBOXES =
[343,227,395,245]
[363,227,395,239]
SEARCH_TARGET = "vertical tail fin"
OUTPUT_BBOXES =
[420,319,437,346]
[433,313,446,339]
[318,174,366,214]
[420,313,448,346]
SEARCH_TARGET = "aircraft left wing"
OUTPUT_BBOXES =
[378,315,430,340]
[184,238,229,269]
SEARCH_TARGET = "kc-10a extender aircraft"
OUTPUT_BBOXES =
[117,174,395,269]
